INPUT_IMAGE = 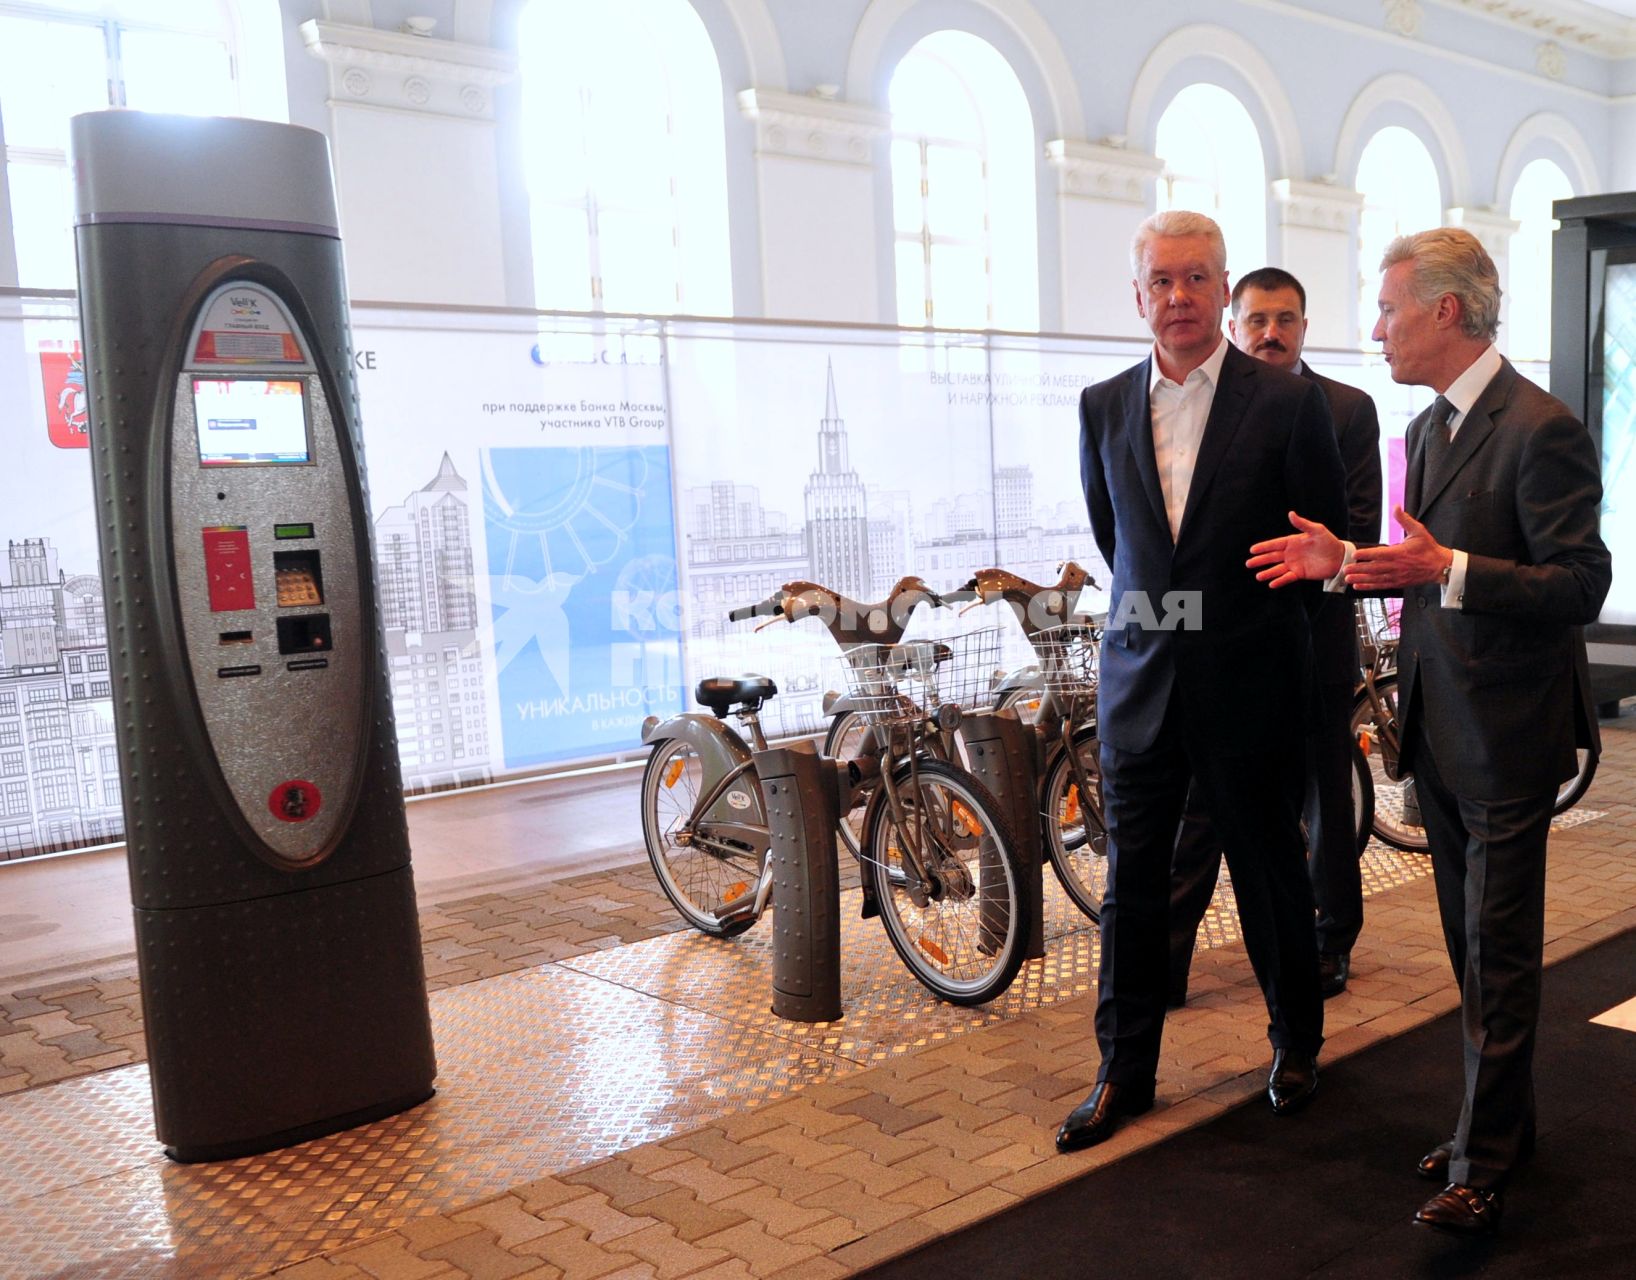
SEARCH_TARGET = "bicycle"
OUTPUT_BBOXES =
[952,563,1111,921]
[639,578,1032,1005]
[1349,599,1595,853]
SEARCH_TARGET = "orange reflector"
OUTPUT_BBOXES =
[1356,733,1371,756]
[1063,786,1081,824]
[918,935,949,965]
[725,881,749,901]
[952,800,984,837]
[663,759,685,788]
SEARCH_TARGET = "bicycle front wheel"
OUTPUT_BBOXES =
[1041,725,1107,921]
[1350,736,1375,856]
[640,737,767,937]
[861,759,1030,1005]
[1554,747,1597,814]
[822,708,873,858]
[1349,675,1429,853]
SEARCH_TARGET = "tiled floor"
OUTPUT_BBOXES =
[0,724,1632,1278]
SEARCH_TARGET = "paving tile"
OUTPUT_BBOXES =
[691,1220,820,1278]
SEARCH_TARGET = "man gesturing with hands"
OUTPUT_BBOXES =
[1248,228,1610,1237]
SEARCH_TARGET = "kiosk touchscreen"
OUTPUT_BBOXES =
[71,111,436,1161]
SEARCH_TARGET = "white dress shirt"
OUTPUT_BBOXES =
[1149,335,1229,539]
[1432,343,1503,609]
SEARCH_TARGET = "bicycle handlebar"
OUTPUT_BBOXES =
[959,561,1100,636]
[727,576,949,646]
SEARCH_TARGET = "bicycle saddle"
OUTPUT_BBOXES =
[695,675,777,717]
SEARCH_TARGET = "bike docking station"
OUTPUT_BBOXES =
[959,708,1047,961]
[70,111,436,1161]
[754,739,879,1022]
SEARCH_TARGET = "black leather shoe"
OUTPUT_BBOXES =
[1414,1183,1502,1236]
[1318,952,1350,998]
[1167,981,1188,1009]
[1055,1081,1155,1153]
[1417,1140,1454,1181]
[1267,1049,1318,1115]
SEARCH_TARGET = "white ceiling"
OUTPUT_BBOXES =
[1586,1,1636,19]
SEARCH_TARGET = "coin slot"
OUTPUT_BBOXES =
[218,630,253,645]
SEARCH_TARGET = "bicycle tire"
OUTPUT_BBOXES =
[640,737,767,937]
[1350,736,1374,856]
[1040,724,1107,922]
[860,759,1030,1005]
[1349,674,1429,853]
[822,708,872,858]
[1554,747,1597,814]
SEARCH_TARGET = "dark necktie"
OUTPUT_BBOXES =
[1421,395,1455,497]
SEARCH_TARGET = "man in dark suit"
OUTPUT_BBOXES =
[1055,212,1347,1154]
[1169,269,1382,1004]
[1248,227,1611,1235]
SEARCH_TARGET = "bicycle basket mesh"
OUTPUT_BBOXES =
[840,627,1002,729]
[1033,623,1100,701]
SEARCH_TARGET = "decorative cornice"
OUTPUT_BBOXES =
[1045,139,1165,204]
[1272,179,1365,232]
[1447,205,1523,256]
[736,89,888,165]
[299,20,516,121]
[1428,0,1636,58]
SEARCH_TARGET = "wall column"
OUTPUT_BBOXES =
[299,20,515,306]
[1046,140,1163,339]
[1273,179,1365,348]
[736,89,888,324]
[1447,205,1522,344]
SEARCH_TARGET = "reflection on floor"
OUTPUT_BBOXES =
[0,840,1450,1278]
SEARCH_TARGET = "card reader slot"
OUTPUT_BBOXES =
[218,630,253,645]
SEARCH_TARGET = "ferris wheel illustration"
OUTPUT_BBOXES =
[482,445,651,688]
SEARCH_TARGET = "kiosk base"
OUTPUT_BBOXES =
[164,1087,436,1163]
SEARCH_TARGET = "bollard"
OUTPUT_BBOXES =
[961,708,1047,960]
[755,739,844,1022]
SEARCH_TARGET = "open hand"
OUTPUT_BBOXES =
[1247,511,1344,588]
[1344,507,1450,591]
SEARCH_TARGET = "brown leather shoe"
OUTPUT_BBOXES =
[1417,1140,1454,1181]
[1414,1183,1502,1236]
[1054,1081,1155,1153]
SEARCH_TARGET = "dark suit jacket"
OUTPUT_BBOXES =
[1303,366,1382,686]
[1080,342,1347,754]
[1398,357,1612,800]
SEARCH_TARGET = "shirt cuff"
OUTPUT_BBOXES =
[1441,549,1468,609]
[1323,541,1357,592]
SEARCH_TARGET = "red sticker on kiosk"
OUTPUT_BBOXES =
[268,779,321,823]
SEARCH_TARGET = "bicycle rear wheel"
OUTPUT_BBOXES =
[640,737,767,937]
[861,759,1030,1005]
[1349,675,1429,853]
[1040,725,1107,921]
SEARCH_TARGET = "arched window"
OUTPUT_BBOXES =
[1356,126,1443,342]
[518,0,732,317]
[888,31,1038,331]
[1506,158,1574,362]
[1153,83,1266,279]
[0,0,283,290]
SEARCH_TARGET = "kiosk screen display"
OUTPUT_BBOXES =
[193,378,311,466]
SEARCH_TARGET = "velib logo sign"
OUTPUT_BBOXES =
[529,342,662,368]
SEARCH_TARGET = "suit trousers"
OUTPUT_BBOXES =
[1411,724,1551,1190]
[1168,678,1361,991]
[1096,691,1323,1086]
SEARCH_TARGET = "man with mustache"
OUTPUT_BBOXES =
[1168,269,1382,1005]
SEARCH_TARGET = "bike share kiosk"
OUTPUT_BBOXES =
[71,111,436,1161]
